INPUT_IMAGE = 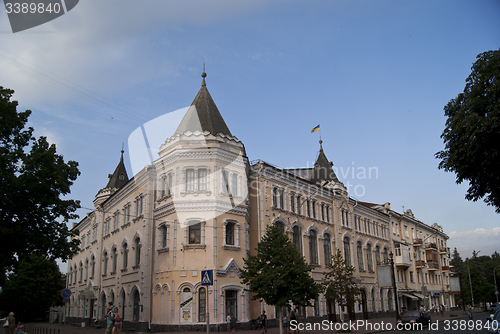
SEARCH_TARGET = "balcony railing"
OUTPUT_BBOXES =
[439,247,448,254]
[427,262,439,270]
[442,265,450,272]
[413,238,423,246]
[425,242,438,250]
[415,260,426,268]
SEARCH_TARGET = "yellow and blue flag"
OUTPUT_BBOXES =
[311,125,320,133]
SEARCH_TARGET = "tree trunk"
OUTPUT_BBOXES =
[278,306,283,334]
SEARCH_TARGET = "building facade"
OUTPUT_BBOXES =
[65,74,454,330]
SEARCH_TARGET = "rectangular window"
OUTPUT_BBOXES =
[221,170,229,194]
[290,194,295,213]
[279,189,284,209]
[231,174,238,196]
[189,223,201,244]
[312,200,316,218]
[296,195,302,215]
[167,173,173,196]
[198,169,207,191]
[326,206,330,222]
[186,169,195,191]
[226,223,235,245]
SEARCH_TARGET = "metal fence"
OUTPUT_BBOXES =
[23,326,61,334]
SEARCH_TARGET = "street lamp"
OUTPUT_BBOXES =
[494,265,500,304]
[389,252,400,320]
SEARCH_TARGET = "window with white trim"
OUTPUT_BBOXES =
[184,220,206,248]
[186,168,195,192]
[224,220,241,250]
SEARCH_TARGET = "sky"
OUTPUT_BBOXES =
[1,0,499,270]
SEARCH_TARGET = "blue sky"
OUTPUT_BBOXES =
[1,0,499,268]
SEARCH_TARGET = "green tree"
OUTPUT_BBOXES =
[240,225,321,334]
[0,254,66,321]
[435,49,500,212]
[323,249,361,321]
[0,87,81,284]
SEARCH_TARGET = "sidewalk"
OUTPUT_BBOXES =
[19,310,480,334]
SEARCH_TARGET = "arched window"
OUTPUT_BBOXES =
[103,252,108,275]
[132,289,140,322]
[199,287,206,322]
[309,230,318,264]
[380,289,384,311]
[91,255,95,278]
[122,242,129,269]
[375,246,381,265]
[366,244,373,272]
[111,246,118,273]
[371,289,376,312]
[274,221,285,233]
[324,234,332,267]
[134,236,141,267]
[357,242,364,270]
[293,225,302,255]
[296,195,302,215]
[383,247,389,263]
[343,237,351,266]
[85,258,89,280]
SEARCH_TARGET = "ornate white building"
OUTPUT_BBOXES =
[65,73,453,331]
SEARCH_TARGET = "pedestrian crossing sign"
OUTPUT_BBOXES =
[201,270,213,286]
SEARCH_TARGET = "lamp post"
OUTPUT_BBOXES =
[389,252,400,320]
[494,265,500,304]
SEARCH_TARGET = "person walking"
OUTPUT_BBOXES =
[112,306,122,334]
[260,311,267,334]
[227,313,231,332]
[5,312,15,334]
[230,313,237,332]
[104,303,115,334]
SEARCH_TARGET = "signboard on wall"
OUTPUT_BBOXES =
[450,276,460,292]
[377,265,392,287]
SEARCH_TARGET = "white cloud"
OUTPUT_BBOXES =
[448,227,500,258]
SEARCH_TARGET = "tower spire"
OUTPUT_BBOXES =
[201,63,206,87]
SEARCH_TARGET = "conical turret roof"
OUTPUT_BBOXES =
[310,140,340,184]
[174,72,232,137]
[106,150,129,189]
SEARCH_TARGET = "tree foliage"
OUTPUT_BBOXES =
[240,225,321,331]
[451,249,500,306]
[436,49,500,212]
[0,87,81,282]
[323,249,362,314]
[0,254,66,321]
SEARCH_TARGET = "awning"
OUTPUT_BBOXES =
[413,293,425,299]
[402,293,419,300]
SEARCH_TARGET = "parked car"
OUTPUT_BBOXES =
[490,304,500,313]
[487,309,500,334]
[398,310,431,328]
